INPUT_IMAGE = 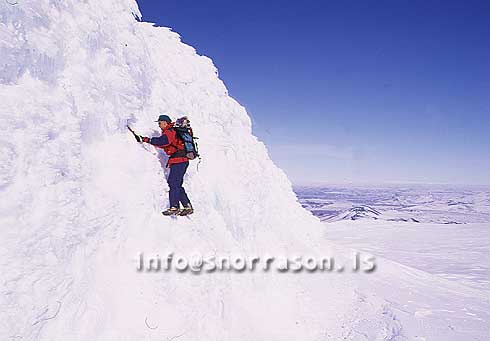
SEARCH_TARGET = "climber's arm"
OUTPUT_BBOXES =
[146,135,169,146]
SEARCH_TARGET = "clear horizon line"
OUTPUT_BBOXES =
[291,181,490,188]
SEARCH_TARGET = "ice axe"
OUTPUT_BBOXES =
[127,123,143,143]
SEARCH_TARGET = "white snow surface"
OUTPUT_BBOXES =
[0,1,488,340]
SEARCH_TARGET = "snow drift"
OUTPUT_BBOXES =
[0,1,488,340]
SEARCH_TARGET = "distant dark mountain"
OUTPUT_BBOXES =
[324,205,381,222]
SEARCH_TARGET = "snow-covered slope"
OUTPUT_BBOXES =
[1,1,488,340]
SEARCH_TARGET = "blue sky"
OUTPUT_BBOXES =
[137,0,490,185]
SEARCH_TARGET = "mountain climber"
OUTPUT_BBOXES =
[131,115,193,216]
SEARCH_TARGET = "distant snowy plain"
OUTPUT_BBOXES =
[296,184,490,291]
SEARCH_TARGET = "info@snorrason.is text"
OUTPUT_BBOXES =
[135,252,376,273]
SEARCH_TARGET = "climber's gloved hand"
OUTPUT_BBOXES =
[133,134,150,143]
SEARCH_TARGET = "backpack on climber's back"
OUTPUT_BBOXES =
[174,116,199,160]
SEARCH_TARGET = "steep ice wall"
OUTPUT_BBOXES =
[0,1,353,340]
[1,1,488,340]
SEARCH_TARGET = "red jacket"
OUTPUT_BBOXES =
[146,123,188,166]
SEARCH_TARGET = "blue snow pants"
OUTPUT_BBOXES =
[168,161,190,208]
